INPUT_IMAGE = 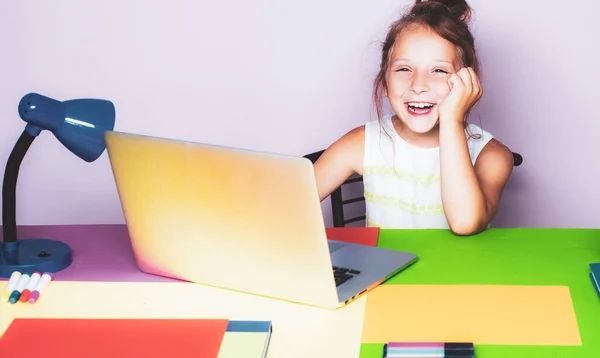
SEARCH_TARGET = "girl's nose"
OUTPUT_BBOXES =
[409,72,429,94]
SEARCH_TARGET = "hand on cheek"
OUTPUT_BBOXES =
[438,67,482,125]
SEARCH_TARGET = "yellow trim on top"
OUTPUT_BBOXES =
[364,189,444,216]
[366,217,389,229]
[363,165,440,185]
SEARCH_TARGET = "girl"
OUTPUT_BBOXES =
[314,0,514,235]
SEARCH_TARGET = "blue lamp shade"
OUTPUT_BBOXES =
[18,93,116,162]
[1,93,116,279]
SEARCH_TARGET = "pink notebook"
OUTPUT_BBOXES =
[325,227,380,247]
[0,318,229,357]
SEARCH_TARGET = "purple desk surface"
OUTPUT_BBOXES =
[0,224,181,282]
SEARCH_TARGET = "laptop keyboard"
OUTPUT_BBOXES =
[333,266,361,286]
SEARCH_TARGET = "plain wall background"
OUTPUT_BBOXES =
[0,0,597,228]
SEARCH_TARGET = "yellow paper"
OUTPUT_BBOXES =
[0,281,366,358]
[361,284,581,345]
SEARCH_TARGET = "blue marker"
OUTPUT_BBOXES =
[9,273,30,304]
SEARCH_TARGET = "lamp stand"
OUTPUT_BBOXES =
[0,129,73,278]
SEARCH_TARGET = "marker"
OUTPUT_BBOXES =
[28,272,52,304]
[19,272,41,302]
[384,342,474,358]
[8,273,30,304]
[1,271,21,303]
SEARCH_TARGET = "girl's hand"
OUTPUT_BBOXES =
[438,67,482,124]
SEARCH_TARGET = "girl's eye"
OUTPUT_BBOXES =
[395,67,410,72]
[433,69,448,74]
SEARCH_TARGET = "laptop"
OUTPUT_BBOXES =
[104,131,418,309]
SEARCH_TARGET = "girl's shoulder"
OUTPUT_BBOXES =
[363,115,396,139]
[465,122,494,141]
[464,122,495,164]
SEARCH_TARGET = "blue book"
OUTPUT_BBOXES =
[217,320,272,358]
[589,263,600,299]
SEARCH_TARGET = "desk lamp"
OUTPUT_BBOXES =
[0,93,116,278]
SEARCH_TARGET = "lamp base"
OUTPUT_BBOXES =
[0,239,72,278]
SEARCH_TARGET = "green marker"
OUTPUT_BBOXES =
[1,271,21,303]
[8,273,30,304]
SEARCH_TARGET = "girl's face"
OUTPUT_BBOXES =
[385,25,460,134]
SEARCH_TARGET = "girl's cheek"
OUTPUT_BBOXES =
[432,81,451,98]
[396,83,410,95]
[386,73,411,96]
[387,82,409,97]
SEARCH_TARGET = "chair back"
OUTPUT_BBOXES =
[304,150,523,227]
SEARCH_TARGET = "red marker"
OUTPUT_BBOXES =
[19,272,41,302]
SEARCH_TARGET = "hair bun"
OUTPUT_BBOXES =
[413,0,472,22]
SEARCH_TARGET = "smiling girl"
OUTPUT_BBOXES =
[314,0,514,235]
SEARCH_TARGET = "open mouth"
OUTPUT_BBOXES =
[406,102,435,116]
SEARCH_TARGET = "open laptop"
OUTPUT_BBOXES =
[104,131,418,309]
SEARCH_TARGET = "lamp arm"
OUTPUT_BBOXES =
[2,130,36,244]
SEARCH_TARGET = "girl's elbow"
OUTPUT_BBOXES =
[447,202,491,236]
[449,224,478,236]
[448,217,487,236]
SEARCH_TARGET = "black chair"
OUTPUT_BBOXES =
[513,152,523,167]
[304,150,523,228]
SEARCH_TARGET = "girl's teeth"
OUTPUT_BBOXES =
[408,104,433,114]
[408,103,433,108]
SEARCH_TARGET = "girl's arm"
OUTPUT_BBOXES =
[314,126,365,202]
[439,120,513,235]
[438,67,514,235]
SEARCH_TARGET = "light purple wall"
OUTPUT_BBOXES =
[0,1,598,228]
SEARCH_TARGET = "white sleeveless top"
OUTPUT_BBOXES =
[363,115,493,229]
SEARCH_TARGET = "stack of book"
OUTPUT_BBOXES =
[0,318,272,358]
[590,263,600,298]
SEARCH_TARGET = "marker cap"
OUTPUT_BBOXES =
[19,290,32,302]
[28,291,40,303]
[445,342,474,356]
[445,343,474,351]
[8,290,21,304]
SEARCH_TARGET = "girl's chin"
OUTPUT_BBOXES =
[397,111,439,134]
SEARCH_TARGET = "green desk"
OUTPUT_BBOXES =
[359,228,600,358]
